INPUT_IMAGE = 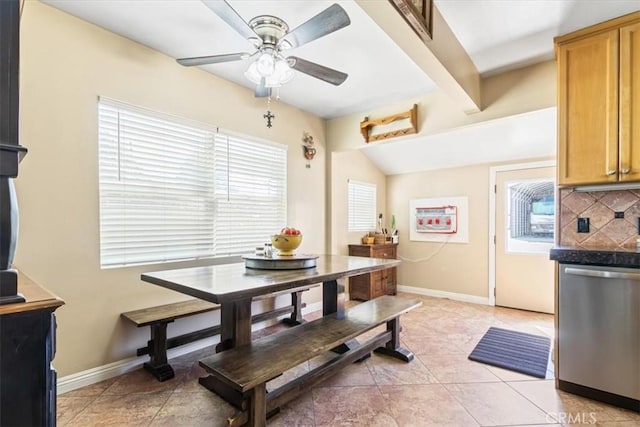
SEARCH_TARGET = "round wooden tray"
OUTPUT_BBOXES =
[242,254,318,270]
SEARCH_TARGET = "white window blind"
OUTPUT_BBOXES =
[98,98,286,268]
[348,180,376,231]
[213,134,287,255]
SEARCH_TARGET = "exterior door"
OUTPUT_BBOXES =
[495,166,555,313]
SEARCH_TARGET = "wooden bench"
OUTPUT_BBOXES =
[199,295,422,426]
[121,285,317,381]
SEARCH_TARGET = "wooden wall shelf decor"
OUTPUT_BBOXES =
[360,104,418,143]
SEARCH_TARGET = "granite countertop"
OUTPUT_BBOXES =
[550,246,640,268]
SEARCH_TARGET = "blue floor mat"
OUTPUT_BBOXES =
[468,327,551,378]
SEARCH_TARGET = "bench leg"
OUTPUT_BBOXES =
[374,317,414,362]
[143,322,175,381]
[281,291,304,326]
[248,383,267,427]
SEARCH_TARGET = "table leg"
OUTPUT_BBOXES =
[323,278,360,354]
[215,299,252,352]
[201,298,253,409]
[322,278,345,318]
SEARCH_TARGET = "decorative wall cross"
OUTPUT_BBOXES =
[264,110,275,128]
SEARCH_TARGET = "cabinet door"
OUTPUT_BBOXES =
[620,22,640,182]
[557,29,619,185]
[371,271,386,298]
[379,268,396,296]
[348,274,370,301]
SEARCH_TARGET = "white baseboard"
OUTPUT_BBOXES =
[397,285,491,306]
[57,302,324,395]
[303,301,322,314]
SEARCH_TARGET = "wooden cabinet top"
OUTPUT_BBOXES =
[0,272,65,316]
[348,243,398,249]
[555,10,640,46]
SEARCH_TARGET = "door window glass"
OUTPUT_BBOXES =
[505,179,555,253]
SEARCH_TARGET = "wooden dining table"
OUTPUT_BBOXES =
[141,254,401,406]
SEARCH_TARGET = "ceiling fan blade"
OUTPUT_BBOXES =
[255,78,271,98]
[176,52,250,66]
[279,3,351,49]
[288,56,347,86]
[202,0,258,41]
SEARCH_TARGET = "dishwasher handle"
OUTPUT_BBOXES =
[564,267,640,281]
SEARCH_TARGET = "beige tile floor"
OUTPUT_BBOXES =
[58,293,640,426]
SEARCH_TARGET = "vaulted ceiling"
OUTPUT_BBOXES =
[42,0,640,119]
[41,0,640,173]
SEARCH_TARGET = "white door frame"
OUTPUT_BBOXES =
[488,160,556,306]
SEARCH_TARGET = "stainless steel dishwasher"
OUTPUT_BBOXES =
[558,264,640,411]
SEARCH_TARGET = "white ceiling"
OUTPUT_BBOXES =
[362,107,557,175]
[436,0,640,76]
[40,0,639,174]
[42,0,640,118]
[41,0,436,119]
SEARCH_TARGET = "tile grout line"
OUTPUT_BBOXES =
[503,379,560,425]
[57,394,101,427]
[146,386,179,426]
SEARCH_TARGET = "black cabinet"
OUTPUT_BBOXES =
[0,279,64,427]
[1,309,58,426]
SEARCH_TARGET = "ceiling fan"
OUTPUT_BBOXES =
[176,1,351,97]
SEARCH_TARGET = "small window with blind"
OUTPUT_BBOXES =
[97,98,287,268]
[348,180,376,232]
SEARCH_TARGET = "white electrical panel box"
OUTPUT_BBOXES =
[415,205,458,234]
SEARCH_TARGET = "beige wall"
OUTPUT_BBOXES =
[16,2,326,377]
[324,49,559,300]
[326,60,556,153]
[387,164,490,297]
[329,150,387,255]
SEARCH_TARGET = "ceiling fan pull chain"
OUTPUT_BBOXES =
[264,95,275,129]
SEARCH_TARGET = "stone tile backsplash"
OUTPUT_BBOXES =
[559,189,640,249]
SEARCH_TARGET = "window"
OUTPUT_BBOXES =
[505,179,555,254]
[98,98,286,268]
[348,180,376,231]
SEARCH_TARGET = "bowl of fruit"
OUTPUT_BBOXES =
[271,227,302,256]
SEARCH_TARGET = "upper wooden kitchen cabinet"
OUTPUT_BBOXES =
[555,13,640,186]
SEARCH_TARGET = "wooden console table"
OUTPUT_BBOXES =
[348,244,398,300]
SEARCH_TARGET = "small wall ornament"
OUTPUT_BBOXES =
[302,132,316,168]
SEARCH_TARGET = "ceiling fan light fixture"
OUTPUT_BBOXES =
[266,59,294,87]
[255,52,275,76]
[245,56,293,88]
[244,62,262,85]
